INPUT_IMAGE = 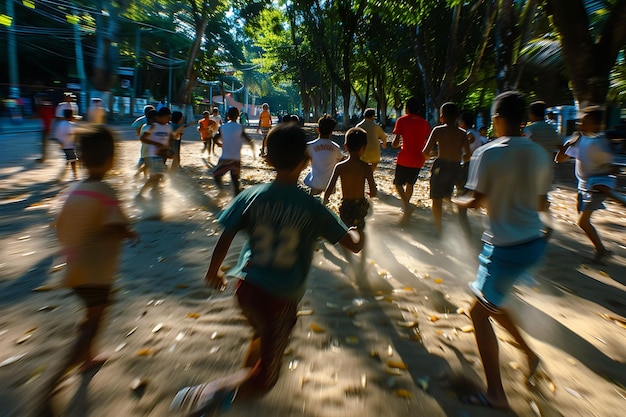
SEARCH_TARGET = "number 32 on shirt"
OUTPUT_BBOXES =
[251,225,299,269]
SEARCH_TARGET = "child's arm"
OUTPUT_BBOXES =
[204,230,237,291]
[338,227,364,253]
[391,134,401,149]
[139,125,162,147]
[323,167,340,205]
[242,130,256,155]
[554,144,571,163]
[461,135,472,163]
[422,129,436,158]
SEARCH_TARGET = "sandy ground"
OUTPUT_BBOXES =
[0,123,625,417]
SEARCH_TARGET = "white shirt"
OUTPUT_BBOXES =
[55,120,75,149]
[146,123,172,157]
[466,136,551,246]
[305,138,343,190]
[55,102,79,118]
[564,133,614,191]
[219,121,246,161]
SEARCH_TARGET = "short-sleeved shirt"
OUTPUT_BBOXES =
[564,133,614,191]
[55,102,79,118]
[54,120,75,149]
[219,121,246,161]
[305,138,344,191]
[219,183,349,301]
[465,136,551,246]
[56,181,129,287]
[139,124,151,158]
[259,110,272,129]
[357,119,387,164]
[198,118,218,140]
[393,114,431,168]
[146,123,172,157]
[524,121,560,157]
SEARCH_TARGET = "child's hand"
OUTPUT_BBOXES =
[205,269,227,291]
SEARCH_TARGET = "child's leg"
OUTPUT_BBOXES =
[230,168,241,195]
[432,198,443,234]
[235,281,297,400]
[593,184,626,206]
[577,210,607,255]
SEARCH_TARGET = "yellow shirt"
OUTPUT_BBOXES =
[259,110,272,128]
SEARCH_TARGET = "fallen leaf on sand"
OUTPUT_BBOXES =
[398,320,416,328]
[186,313,200,319]
[310,323,325,333]
[210,331,222,340]
[32,286,53,292]
[152,323,163,333]
[433,278,443,284]
[564,387,583,399]
[296,309,314,316]
[459,325,474,333]
[394,389,412,398]
[126,327,138,337]
[428,315,439,322]
[386,360,408,370]
[15,334,31,344]
[385,366,404,375]
[136,348,155,356]
[0,353,27,367]
[130,377,148,391]
[509,361,521,370]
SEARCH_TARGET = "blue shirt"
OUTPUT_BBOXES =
[219,182,348,300]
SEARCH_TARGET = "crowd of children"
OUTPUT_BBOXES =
[38,92,626,416]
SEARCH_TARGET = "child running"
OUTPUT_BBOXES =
[304,115,344,195]
[555,106,626,262]
[422,102,471,236]
[137,107,175,199]
[40,126,137,415]
[258,103,273,156]
[55,108,78,181]
[203,123,363,409]
[323,127,377,230]
[453,91,552,410]
[198,110,219,156]
[213,107,255,196]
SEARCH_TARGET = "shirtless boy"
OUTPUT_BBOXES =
[422,102,470,235]
[323,127,377,230]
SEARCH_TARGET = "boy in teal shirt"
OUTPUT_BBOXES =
[204,123,363,403]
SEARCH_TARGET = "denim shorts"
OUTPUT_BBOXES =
[469,237,547,308]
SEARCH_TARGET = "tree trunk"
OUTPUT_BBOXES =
[547,0,626,106]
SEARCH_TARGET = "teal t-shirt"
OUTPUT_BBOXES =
[219,182,348,300]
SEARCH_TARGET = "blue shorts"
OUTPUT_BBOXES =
[469,237,547,308]
[145,156,166,175]
[577,190,606,212]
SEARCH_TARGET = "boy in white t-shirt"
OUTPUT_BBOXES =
[555,106,626,262]
[304,115,344,195]
[55,109,78,180]
[137,107,174,199]
[213,107,255,196]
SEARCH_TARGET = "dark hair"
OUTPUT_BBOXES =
[146,109,158,123]
[212,107,219,112]
[143,105,155,116]
[317,114,337,135]
[290,114,300,123]
[227,106,239,120]
[266,124,308,171]
[364,108,376,118]
[157,107,171,117]
[345,127,367,152]
[459,111,475,127]
[406,97,419,114]
[492,91,526,127]
[529,101,547,119]
[282,114,292,123]
[171,111,183,124]
[440,102,459,121]
[63,108,73,119]
[203,110,210,116]
[79,126,115,168]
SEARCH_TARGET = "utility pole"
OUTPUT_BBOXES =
[73,12,88,115]
[7,0,19,99]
